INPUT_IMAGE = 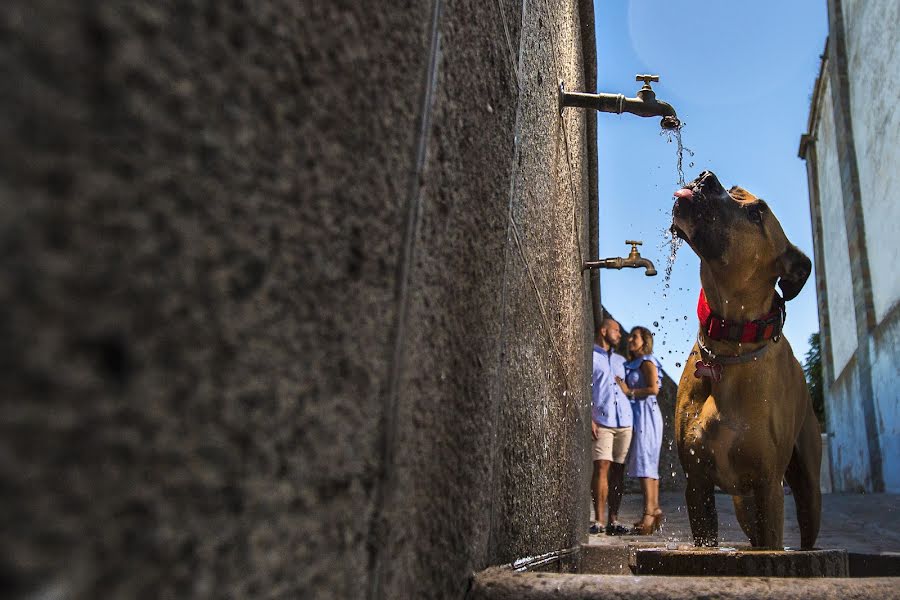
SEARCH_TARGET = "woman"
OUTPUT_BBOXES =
[616,326,664,535]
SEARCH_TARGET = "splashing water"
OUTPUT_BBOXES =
[661,227,684,283]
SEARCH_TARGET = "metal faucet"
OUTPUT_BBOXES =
[560,75,680,129]
[583,240,657,276]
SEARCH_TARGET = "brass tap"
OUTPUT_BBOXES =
[582,240,657,277]
[560,74,680,130]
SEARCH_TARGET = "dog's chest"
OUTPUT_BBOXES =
[683,396,764,491]
[685,409,742,456]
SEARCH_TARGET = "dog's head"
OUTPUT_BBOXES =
[672,171,811,301]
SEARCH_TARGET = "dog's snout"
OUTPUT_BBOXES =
[698,171,725,195]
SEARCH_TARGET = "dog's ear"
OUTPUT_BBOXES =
[777,243,812,301]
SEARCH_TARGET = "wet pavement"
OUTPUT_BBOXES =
[471,491,900,599]
[588,491,900,554]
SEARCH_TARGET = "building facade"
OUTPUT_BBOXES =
[799,0,900,493]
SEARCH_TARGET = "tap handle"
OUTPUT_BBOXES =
[625,240,643,248]
[635,74,659,89]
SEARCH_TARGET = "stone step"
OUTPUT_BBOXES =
[632,546,849,577]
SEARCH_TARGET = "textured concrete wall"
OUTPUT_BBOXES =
[0,1,595,598]
[843,0,900,494]
[869,312,900,492]
[826,357,871,492]
[802,0,899,493]
[810,59,871,493]
[844,0,900,323]
[814,75,857,376]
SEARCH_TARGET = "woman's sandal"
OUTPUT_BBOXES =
[632,510,664,535]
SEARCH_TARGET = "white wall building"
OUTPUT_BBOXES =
[799,0,899,492]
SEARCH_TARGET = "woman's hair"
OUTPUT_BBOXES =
[629,326,654,357]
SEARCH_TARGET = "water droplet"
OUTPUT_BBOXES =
[675,362,682,368]
[689,449,695,455]
[653,321,659,327]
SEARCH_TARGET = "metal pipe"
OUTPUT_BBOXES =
[578,0,603,331]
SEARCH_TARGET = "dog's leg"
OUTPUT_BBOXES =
[686,474,718,546]
[751,479,785,549]
[731,494,759,546]
[784,410,822,548]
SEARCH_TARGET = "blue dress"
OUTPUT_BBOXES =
[624,354,663,479]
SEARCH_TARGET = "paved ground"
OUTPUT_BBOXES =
[588,492,900,554]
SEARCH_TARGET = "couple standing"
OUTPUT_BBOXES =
[590,318,664,536]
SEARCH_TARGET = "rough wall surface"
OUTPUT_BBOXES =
[0,1,595,598]
[802,0,899,493]
[844,0,900,324]
[842,0,900,493]
[825,357,871,491]
[814,75,857,376]
[869,311,900,492]
[808,69,868,492]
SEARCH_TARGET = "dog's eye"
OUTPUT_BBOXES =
[748,207,762,224]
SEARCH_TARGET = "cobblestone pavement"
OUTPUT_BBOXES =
[588,491,900,554]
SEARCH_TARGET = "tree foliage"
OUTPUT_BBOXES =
[803,332,826,429]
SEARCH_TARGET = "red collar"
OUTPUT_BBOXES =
[697,289,784,343]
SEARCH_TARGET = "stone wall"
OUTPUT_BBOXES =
[800,0,899,493]
[0,1,597,598]
[842,0,900,494]
[814,73,858,376]
[844,0,900,325]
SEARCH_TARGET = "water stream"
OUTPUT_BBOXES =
[659,123,694,284]
[662,124,694,187]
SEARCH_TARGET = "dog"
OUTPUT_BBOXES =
[671,171,821,549]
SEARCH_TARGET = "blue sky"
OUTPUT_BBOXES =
[592,0,828,375]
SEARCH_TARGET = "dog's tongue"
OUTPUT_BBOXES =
[674,188,693,199]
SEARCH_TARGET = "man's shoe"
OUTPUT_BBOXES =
[605,523,629,536]
[589,523,604,535]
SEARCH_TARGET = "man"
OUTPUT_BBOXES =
[590,318,633,535]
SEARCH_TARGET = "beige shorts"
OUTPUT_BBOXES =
[592,425,633,463]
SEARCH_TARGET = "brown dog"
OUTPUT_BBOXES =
[671,171,821,549]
